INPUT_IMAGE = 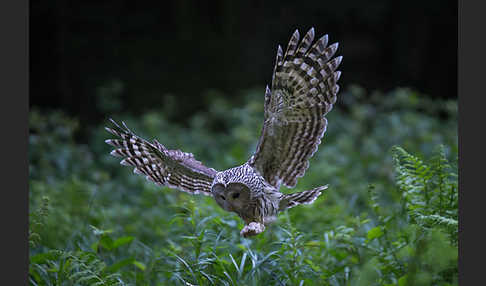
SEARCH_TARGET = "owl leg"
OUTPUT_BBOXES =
[240,222,265,237]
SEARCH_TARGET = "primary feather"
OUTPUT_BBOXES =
[105,119,217,196]
[249,27,342,189]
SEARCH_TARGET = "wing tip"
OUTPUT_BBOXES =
[110,149,123,157]
[105,126,116,135]
[265,85,271,94]
[293,29,300,37]
[105,139,116,146]
[308,27,315,37]
[335,55,343,65]
[334,71,342,81]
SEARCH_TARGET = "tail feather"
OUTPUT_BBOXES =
[279,185,327,211]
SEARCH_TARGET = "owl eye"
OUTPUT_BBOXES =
[232,193,240,199]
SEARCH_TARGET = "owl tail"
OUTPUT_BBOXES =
[279,185,327,211]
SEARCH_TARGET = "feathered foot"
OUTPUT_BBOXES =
[240,222,266,237]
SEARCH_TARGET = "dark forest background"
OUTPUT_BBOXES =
[30,0,457,130]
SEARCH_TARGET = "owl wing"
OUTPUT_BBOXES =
[105,119,217,196]
[249,28,342,189]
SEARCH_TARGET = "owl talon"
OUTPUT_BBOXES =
[241,222,265,237]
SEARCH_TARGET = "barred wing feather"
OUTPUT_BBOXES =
[249,28,342,188]
[105,119,217,196]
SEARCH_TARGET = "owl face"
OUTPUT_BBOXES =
[211,182,251,213]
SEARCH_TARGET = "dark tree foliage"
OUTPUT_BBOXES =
[30,0,456,130]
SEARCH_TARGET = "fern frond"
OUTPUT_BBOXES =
[392,146,431,212]
[413,214,458,244]
[391,145,458,245]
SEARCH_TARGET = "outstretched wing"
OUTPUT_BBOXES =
[105,119,217,196]
[249,28,342,189]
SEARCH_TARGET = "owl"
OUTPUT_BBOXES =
[105,28,342,237]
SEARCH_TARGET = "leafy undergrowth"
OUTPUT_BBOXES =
[29,86,457,285]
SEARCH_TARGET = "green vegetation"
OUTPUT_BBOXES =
[29,86,457,285]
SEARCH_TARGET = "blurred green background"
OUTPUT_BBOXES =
[29,1,457,285]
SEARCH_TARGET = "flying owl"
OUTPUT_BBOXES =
[105,28,342,237]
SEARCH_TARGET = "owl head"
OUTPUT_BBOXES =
[211,164,264,213]
[211,182,252,212]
